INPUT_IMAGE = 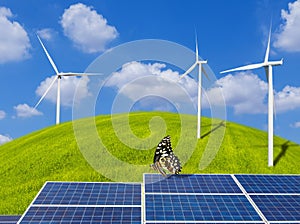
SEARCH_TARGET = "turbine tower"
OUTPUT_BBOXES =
[34,35,97,125]
[180,37,208,139]
[220,28,283,167]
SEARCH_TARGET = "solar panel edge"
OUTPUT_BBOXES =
[17,181,49,224]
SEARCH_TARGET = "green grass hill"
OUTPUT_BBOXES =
[0,112,299,215]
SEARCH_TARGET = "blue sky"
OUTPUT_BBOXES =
[1,0,300,144]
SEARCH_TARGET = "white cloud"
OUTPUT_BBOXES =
[14,104,42,118]
[37,28,56,41]
[0,134,12,145]
[0,7,31,63]
[60,3,118,53]
[35,76,91,107]
[106,63,300,115]
[275,85,300,113]
[0,110,5,120]
[290,121,300,128]
[205,72,268,114]
[105,61,198,105]
[274,0,300,52]
[204,72,300,115]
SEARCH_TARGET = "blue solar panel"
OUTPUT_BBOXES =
[0,215,21,224]
[18,182,142,224]
[19,206,141,224]
[34,182,141,205]
[251,195,300,221]
[145,194,262,222]
[144,174,242,193]
[18,175,300,223]
[145,223,264,224]
[235,174,300,193]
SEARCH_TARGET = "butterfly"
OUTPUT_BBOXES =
[150,135,181,176]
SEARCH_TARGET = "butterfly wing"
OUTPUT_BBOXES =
[151,135,181,176]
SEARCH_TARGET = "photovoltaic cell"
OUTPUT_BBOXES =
[251,195,300,221]
[33,182,141,205]
[235,174,300,193]
[19,206,141,224]
[145,194,262,222]
[144,174,242,193]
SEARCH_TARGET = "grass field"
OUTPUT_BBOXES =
[0,112,299,215]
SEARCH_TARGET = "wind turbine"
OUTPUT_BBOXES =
[34,35,97,125]
[180,37,209,139]
[220,28,283,167]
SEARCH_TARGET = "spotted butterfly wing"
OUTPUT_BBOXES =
[150,135,181,176]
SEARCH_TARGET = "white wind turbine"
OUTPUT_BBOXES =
[180,38,208,139]
[34,35,97,125]
[220,28,283,167]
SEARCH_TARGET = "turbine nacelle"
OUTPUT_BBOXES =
[264,59,283,67]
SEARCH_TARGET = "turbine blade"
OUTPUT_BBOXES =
[180,63,197,79]
[264,25,272,63]
[37,35,59,75]
[33,76,58,109]
[220,62,264,74]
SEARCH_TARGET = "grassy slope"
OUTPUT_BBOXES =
[0,112,299,214]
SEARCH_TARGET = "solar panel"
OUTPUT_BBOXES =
[144,174,242,193]
[33,182,141,205]
[0,215,21,224]
[144,174,300,223]
[18,182,142,224]
[145,194,262,222]
[251,195,300,221]
[235,174,300,194]
[19,206,141,224]
[18,175,300,223]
